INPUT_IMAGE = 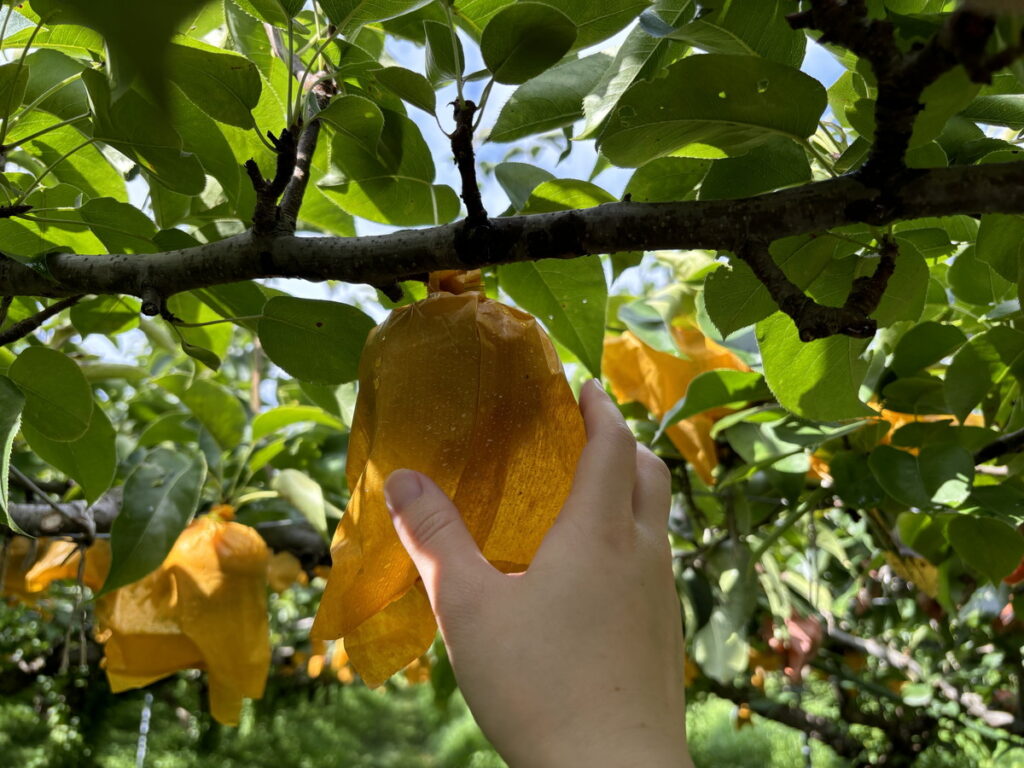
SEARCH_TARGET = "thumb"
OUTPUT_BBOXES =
[385,469,494,609]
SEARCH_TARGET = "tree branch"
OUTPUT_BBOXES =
[705,679,865,759]
[789,3,1014,184]
[449,99,488,226]
[278,118,323,232]
[6,490,330,570]
[0,294,83,346]
[2,162,1023,309]
[974,426,1024,464]
[736,236,896,342]
[827,624,1018,731]
[244,127,299,236]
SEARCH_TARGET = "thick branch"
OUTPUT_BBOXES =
[2,163,1023,304]
[0,294,83,346]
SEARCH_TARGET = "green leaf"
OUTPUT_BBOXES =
[300,381,358,426]
[322,106,459,225]
[869,444,974,509]
[157,375,247,451]
[481,3,577,85]
[890,322,966,377]
[617,299,677,354]
[652,0,805,68]
[489,53,610,142]
[493,162,555,211]
[138,412,199,448]
[320,175,460,226]
[165,292,233,360]
[870,241,928,327]
[79,198,159,254]
[22,406,116,504]
[82,69,206,195]
[830,450,886,509]
[20,49,88,121]
[948,516,1024,585]
[945,326,1024,421]
[33,0,210,108]
[598,54,826,167]
[577,0,694,140]
[320,0,431,34]
[100,447,207,596]
[518,177,614,213]
[231,0,292,27]
[551,0,652,50]
[181,342,222,373]
[272,468,328,539]
[70,296,141,337]
[0,60,28,120]
[373,67,436,115]
[692,608,749,684]
[976,214,1024,283]
[423,19,464,82]
[166,40,261,128]
[698,136,810,200]
[0,376,25,531]
[757,312,873,421]
[625,157,709,202]
[319,94,385,157]
[948,245,1013,306]
[252,406,346,442]
[499,257,607,376]
[8,347,93,442]
[703,261,777,339]
[960,94,1024,130]
[849,68,979,149]
[258,297,376,385]
[657,371,771,438]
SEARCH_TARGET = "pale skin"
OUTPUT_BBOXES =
[384,379,693,768]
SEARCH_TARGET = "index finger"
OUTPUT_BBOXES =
[560,379,637,527]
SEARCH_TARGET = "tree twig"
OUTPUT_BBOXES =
[0,294,83,346]
[449,99,488,227]
[826,623,1018,731]
[245,127,299,236]
[974,426,1024,464]
[737,236,897,342]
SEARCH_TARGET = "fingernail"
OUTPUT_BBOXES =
[384,470,424,515]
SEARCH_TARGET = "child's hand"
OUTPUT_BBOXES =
[384,379,692,768]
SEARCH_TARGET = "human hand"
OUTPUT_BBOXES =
[384,380,692,768]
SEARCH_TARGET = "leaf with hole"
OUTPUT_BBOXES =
[598,54,826,167]
[259,297,376,385]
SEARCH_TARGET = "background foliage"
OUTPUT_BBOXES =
[3,0,1024,766]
